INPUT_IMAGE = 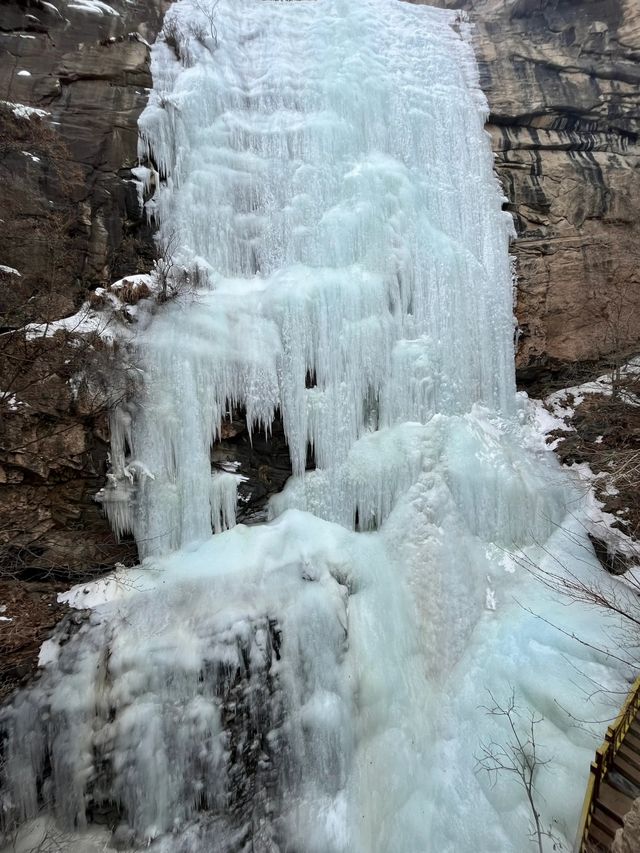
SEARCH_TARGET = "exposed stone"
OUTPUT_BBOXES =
[0,0,164,579]
[211,410,312,526]
[421,0,640,383]
[612,796,640,853]
[0,0,164,297]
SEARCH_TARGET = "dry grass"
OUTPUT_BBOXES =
[552,375,640,545]
[0,579,67,702]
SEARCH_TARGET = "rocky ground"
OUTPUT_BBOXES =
[0,580,68,701]
[538,364,640,574]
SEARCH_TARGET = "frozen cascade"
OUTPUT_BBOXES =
[0,1,629,852]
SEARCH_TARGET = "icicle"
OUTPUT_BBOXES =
[210,471,242,533]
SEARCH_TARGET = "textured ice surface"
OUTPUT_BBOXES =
[100,0,517,554]
[0,0,629,851]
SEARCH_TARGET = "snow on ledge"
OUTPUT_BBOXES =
[59,565,156,610]
[66,0,120,15]
[41,1,64,17]
[0,100,50,120]
[38,639,60,667]
[527,365,640,572]
[0,264,21,276]
[1,391,26,412]
[24,274,154,343]
[25,305,117,342]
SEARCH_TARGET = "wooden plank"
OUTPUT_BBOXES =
[587,819,615,850]
[574,681,640,852]
[618,743,640,772]
[576,770,598,852]
[625,729,640,755]
[612,754,640,787]
[598,780,635,821]
[628,718,640,739]
[592,804,623,836]
[609,678,640,734]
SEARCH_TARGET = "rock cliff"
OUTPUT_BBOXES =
[0,0,164,586]
[425,0,640,385]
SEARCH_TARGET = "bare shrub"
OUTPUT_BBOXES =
[193,0,220,47]
[599,280,639,400]
[152,229,202,303]
[475,690,559,853]
[516,525,640,672]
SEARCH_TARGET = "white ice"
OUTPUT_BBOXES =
[0,1,630,851]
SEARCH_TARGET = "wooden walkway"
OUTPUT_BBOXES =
[575,676,640,851]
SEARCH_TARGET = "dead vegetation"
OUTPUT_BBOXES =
[475,690,556,853]
[549,373,640,553]
[0,580,68,702]
[161,0,220,62]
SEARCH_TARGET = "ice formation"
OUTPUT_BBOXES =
[98,0,520,554]
[0,1,630,851]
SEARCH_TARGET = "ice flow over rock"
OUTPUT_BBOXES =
[0,0,627,851]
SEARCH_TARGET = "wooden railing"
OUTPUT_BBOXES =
[574,675,640,852]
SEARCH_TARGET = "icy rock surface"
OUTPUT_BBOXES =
[0,0,628,851]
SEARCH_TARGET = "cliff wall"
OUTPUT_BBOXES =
[425,0,640,385]
[0,0,163,586]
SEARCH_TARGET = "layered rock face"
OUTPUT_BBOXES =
[0,1,164,588]
[0,0,163,295]
[425,0,640,384]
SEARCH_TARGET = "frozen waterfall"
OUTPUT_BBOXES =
[0,1,628,851]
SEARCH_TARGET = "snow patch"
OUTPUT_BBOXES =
[566,461,639,567]
[41,1,63,16]
[0,100,50,119]
[38,639,60,667]
[25,306,115,342]
[1,391,26,412]
[66,0,120,15]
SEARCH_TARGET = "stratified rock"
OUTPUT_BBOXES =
[419,0,640,383]
[0,0,164,578]
[0,0,164,297]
